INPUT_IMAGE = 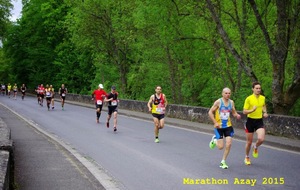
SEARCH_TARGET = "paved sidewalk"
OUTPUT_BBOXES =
[0,105,105,190]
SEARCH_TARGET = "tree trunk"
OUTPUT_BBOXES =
[205,0,258,82]
[248,0,300,114]
[166,45,180,103]
[206,0,300,115]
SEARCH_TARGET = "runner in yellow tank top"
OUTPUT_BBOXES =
[13,83,18,99]
[49,85,55,109]
[147,86,168,143]
[7,83,12,98]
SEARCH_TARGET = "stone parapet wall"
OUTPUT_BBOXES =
[0,119,13,190]
[65,93,300,140]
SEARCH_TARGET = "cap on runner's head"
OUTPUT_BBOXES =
[111,86,116,90]
[99,84,104,89]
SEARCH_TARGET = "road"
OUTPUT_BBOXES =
[0,95,299,190]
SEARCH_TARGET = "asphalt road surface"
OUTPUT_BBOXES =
[1,94,299,190]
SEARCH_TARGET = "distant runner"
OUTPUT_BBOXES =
[38,84,45,106]
[35,85,41,104]
[20,84,27,100]
[1,84,5,96]
[92,84,107,123]
[59,84,68,110]
[49,85,55,109]
[45,86,53,111]
[13,83,18,100]
[105,86,119,132]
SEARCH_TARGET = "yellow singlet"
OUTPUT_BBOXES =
[243,94,265,119]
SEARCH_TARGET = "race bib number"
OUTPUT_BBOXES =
[46,92,51,96]
[111,100,118,106]
[156,108,163,113]
[220,112,230,120]
[22,90,25,92]
[62,93,66,97]
[97,100,103,105]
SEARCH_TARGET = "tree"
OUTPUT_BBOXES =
[205,0,300,114]
[0,0,13,39]
[2,0,300,116]
[3,0,70,88]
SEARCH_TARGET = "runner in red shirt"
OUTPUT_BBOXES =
[38,84,45,106]
[92,84,107,123]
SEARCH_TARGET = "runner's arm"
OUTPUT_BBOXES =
[231,100,241,119]
[91,91,94,99]
[147,95,154,112]
[262,104,268,118]
[163,94,168,108]
[208,99,220,127]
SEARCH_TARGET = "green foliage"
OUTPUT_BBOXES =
[0,49,11,83]
[1,0,300,116]
[0,0,13,38]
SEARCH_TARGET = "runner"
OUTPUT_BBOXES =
[20,84,27,100]
[7,83,11,98]
[208,87,241,169]
[13,83,18,100]
[35,84,41,104]
[92,84,107,123]
[1,84,5,96]
[38,84,45,106]
[105,86,119,131]
[45,86,53,111]
[49,85,55,109]
[59,84,67,110]
[243,82,268,165]
[147,86,168,143]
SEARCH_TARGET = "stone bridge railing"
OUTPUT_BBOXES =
[65,93,300,140]
[0,119,13,190]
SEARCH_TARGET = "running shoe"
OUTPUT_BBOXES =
[244,157,251,165]
[114,127,117,132]
[220,161,228,169]
[106,122,109,128]
[155,138,160,143]
[252,146,259,158]
[209,135,216,149]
